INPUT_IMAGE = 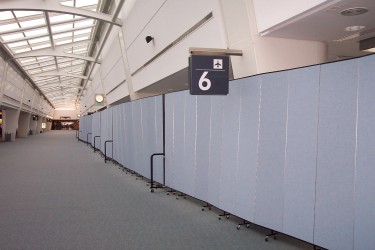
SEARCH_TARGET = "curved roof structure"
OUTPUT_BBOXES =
[0,0,120,110]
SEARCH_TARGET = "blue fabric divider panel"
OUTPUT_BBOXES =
[141,96,163,182]
[131,101,143,175]
[314,59,357,250]
[218,81,241,213]
[173,91,186,192]
[91,112,101,147]
[123,103,133,169]
[100,108,113,157]
[206,95,224,208]
[282,66,320,243]
[233,76,261,223]
[354,55,375,250]
[194,95,211,201]
[165,93,175,188]
[112,105,121,163]
[183,93,197,196]
[254,71,288,232]
[119,103,126,167]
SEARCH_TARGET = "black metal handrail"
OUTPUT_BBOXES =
[93,136,100,152]
[77,131,82,141]
[104,140,113,163]
[86,133,92,146]
[150,153,165,192]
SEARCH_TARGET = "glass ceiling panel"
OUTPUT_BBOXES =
[1,23,19,32]
[0,11,14,21]
[0,0,101,108]
[19,18,46,28]
[28,36,50,44]
[24,28,48,37]
[51,23,73,32]
[49,14,74,23]
[14,11,42,18]
[1,33,24,41]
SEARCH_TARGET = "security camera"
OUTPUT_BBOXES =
[145,36,153,43]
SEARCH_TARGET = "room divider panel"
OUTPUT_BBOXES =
[91,112,101,148]
[164,55,375,250]
[82,54,375,250]
[99,108,113,156]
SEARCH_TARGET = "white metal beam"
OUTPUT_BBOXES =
[14,50,98,63]
[0,0,122,26]
[33,72,89,80]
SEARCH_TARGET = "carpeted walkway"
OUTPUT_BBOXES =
[0,131,311,250]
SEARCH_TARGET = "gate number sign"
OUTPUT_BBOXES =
[189,55,229,95]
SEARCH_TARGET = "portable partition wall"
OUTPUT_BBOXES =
[78,54,375,250]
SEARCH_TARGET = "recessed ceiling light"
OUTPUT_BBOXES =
[345,25,366,32]
[340,7,369,16]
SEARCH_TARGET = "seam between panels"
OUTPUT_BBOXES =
[352,58,360,250]
[194,96,198,192]
[282,72,291,231]
[253,76,262,222]
[235,82,243,195]
[313,65,322,245]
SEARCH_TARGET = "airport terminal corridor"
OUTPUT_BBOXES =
[0,131,310,250]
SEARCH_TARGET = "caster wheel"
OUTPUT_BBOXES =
[265,237,269,242]
[226,215,230,219]
[184,197,186,199]
[202,208,205,211]
[176,197,179,200]
[246,224,250,228]
[218,217,221,220]
[150,189,154,193]
[274,236,277,240]
[146,184,149,186]
[237,225,241,230]
[166,193,170,195]
[136,178,138,180]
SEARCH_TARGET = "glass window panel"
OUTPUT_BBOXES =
[31,43,51,50]
[60,0,74,7]
[8,41,28,48]
[76,0,98,7]
[53,32,72,39]
[0,11,14,21]
[0,23,19,32]
[20,58,37,64]
[74,19,94,28]
[74,28,92,36]
[24,28,48,37]
[56,39,72,45]
[51,23,73,32]
[1,33,24,41]
[42,66,57,71]
[19,18,45,28]
[14,11,42,18]
[14,47,31,53]
[73,36,89,42]
[49,14,74,23]
[29,69,43,74]
[29,36,49,44]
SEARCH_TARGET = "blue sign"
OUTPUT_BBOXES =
[189,55,229,95]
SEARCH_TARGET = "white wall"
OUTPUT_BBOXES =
[53,109,79,120]
[252,0,338,33]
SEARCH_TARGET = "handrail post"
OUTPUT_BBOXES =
[150,153,165,192]
[86,133,92,146]
[93,136,100,152]
[104,140,113,163]
[77,131,82,141]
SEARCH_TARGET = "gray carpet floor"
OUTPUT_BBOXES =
[0,131,312,250]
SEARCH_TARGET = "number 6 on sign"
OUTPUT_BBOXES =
[198,71,211,91]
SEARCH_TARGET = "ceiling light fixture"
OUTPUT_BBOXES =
[340,7,369,16]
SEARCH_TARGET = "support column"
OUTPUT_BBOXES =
[36,116,42,134]
[18,111,31,137]
[29,115,37,135]
[2,108,19,141]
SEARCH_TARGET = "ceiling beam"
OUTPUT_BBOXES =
[0,0,122,26]
[32,72,89,80]
[14,50,98,63]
